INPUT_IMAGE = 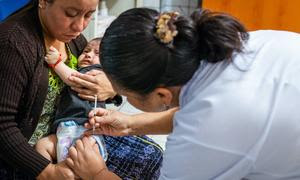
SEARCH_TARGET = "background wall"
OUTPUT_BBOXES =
[107,0,200,16]
[106,0,136,16]
[202,0,300,32]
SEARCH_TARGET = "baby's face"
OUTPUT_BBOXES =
[78,40,100,67]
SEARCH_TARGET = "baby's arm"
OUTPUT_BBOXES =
[45,46,77,86]
[35,134,57,162]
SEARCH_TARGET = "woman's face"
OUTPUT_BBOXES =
[39,0,98,42]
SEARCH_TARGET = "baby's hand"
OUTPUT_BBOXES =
[45,46,61,64]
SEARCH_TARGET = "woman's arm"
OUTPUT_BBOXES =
[129,107,178,135]
[45,46,77,86]
[0,39,52,178]
[0,36,76,180]
[85,107,178,136]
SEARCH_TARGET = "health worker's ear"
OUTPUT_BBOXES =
[153,87,173,108]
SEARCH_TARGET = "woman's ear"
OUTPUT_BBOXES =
[38,0,47,9]
[153,87,173,108]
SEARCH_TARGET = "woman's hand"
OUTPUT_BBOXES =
[84,108,132,136]
[66,137,107,180]
[36,161,77,180]
[68,70,117,101]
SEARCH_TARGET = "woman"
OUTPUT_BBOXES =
[0,1,162,179]
[67,8,300,180]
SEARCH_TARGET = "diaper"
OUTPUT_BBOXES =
[56,120,108,162]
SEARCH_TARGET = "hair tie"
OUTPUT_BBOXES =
[155,12,180,44]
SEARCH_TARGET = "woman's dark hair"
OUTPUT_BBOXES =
[100,8,248,95]
[191,9,249,62]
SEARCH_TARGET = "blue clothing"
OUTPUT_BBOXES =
[0,0,30,21]
[159,30,300,180]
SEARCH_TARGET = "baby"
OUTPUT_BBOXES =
[35,38,110,162]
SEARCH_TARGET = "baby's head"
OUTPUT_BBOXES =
[78,38,101,67]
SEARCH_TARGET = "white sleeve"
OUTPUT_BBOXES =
[159,133,254,180]
[159,92,264,180]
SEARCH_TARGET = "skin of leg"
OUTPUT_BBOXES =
[35,134,58,162]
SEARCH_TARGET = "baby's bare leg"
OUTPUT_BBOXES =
[35,134,57,162]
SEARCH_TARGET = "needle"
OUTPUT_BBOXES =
[93,95,97,134]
